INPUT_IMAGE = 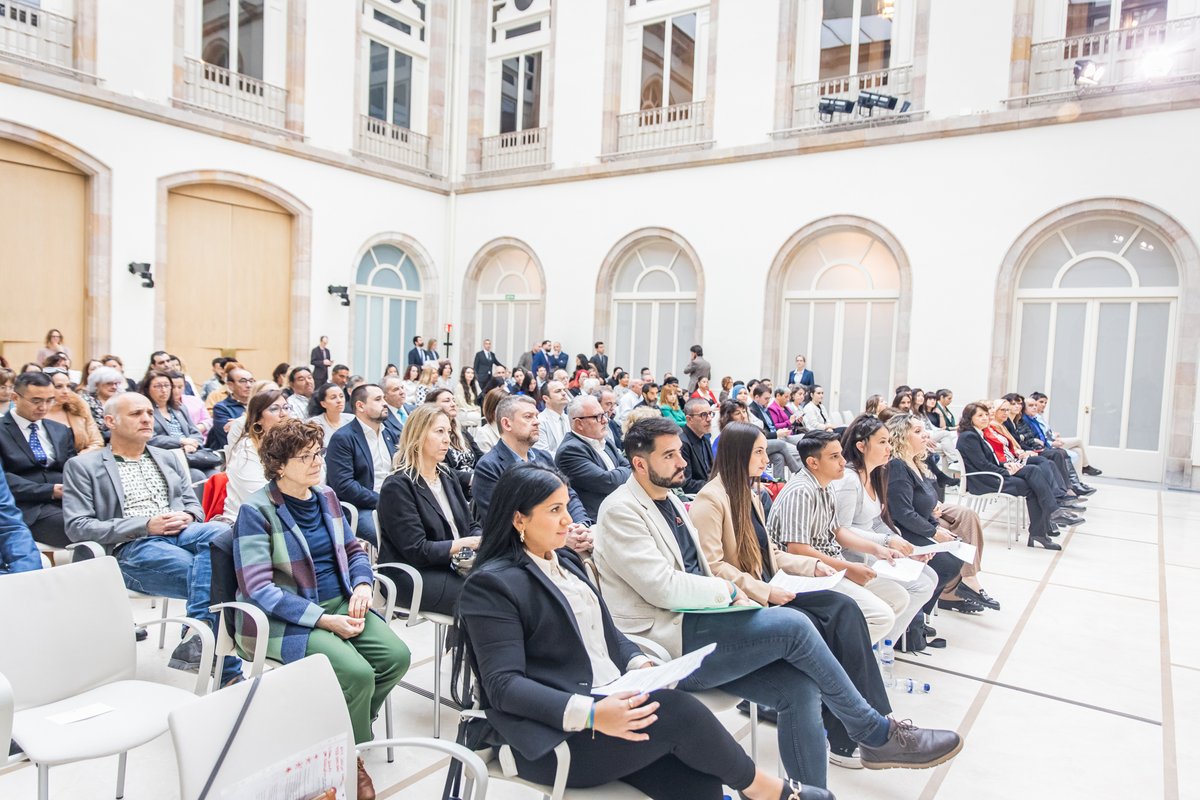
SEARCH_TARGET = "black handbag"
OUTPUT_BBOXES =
[186,448,223,471]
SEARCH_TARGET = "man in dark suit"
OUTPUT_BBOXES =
[531,340,553,378]
[787,354,815,387]
[680,397,714,494]
[682,345,711,395]
[555,395,632,521]
[326,384,397,547]
[473,338,503,384]
[748,384,802,480]
[0,372,77,548]
[589,341,609,380]
[406,335,426,369]
[590,385,624,451]
[381,376,413,439]
[205,367,253,451]
[548,342,569,373]
[310,335,332,387]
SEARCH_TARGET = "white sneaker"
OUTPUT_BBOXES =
[829,747,863,769]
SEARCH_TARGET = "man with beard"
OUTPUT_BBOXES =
[590,417,963,790]
[326,384,397,547]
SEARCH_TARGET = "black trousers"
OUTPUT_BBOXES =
[924,551,964,613]
[382,565,464,617]
[513,689,757,799]
[28,505,68,549]
[1025,454,1066,498]
[1037,446,1076,490]
[1002,465,1057,536]
[784,589,890,756]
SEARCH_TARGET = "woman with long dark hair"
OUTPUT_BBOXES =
[689,421,893,770]
[454,365,482,429]
[458,463,820,800]
[307,382,353,445]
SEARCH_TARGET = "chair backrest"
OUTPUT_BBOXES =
[169,655,358,800]
[0,556,136,709]
[0,671,13,752]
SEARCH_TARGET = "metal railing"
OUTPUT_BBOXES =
[357,115,430,171]
[791,65,912,130]
[480,126,549,172]
[0,0,73,72]
[1029,15,1200,96]
[179,58,288,130]
[617,100,706,153]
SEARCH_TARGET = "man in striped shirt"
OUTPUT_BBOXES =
[767,430,909,645]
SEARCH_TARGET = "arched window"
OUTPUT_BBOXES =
[1011,216,1179,479]
[352,243,423,381]
[778,227,901,413]
[473,245,546,366]
[609,236,700,377]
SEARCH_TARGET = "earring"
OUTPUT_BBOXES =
[518,528,526,543]
[252,423,263,434]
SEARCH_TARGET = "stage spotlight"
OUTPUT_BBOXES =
[1073,59,1104,86]
[856,91,900,116]
[818,97,855,122]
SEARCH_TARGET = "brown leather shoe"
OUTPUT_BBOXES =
[357,757,376,800]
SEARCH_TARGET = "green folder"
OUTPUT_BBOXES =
[671,604,762,613]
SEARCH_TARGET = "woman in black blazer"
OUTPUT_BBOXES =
[377,405,482,616]
[458,464,820,800]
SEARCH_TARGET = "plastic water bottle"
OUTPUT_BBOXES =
[878,639,896,688]
[902,678,932,694]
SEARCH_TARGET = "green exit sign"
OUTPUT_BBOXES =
[504,293,516,301]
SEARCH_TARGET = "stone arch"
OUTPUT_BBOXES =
[460,237,547,361]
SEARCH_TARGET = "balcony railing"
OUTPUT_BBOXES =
[179,58,287,130]
[1029,15,1200,98]
[0,0,73,72]
[791,65,912,130]
[357,115,430,171]
[617,100,706,153]
[480,127,549,172]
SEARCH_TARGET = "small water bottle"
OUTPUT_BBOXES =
[879,639,896,688]
[902,678,932,694]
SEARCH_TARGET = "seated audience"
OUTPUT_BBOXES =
[1003,393,1088,496]
[436,360,456,392]
[206,367,255,451]
[0,367,13,416]
[459,464,820,800]
[555,395,632,521]
[802,386,837,432]
[35,328,72,365]
[680,398,714,493]
[0,372,77,548]
[307,381,354,445]
[690,375,718,405]
[377,405,481,615]
[471,387,506,456]
[454,366,482,429]
[689,421,894,768]
[591,386,624,450]
[891,391,913,413]
[286,366,316,419]
[988,399,1083,520]
[957,402,1065,550]
[141,370,219,480]
[766,431,910,644]
[222,390,291,523]
[533,380,571,455]
[201,357,229,400]
[414,363,438,404]
[885,413,995,615]
[18,362,42,374]
[0,472,41,574]
[400,363,421,398]
[1030,391,1101,476]
[85,365,125,440]
[768,387,803,434]
[172,372,212,435]
[616,377,644,423]
[593,418,963,789]
[472,394,589,528]
[864,394,883,418]
[832,416,939,648]
[63,392,242,684]
[232,419,409,798]
[380,375,413,439]
[43,368,103,454]
[271,362,289,390]
[638,382,660,409]
[326,384,397,547]
[659,383,686,427]
[424,388,480,495]
[717,375,734,403]
[747,385,803,480]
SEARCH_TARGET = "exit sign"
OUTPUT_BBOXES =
[504,293,516,301]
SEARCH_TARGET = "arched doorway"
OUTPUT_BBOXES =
[352,243,424,381]
[764,219,911,415]
[1008,213,1182,481]
[461,239,546,368]
[596,229,704,378]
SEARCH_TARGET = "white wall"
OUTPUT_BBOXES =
[924,0,1016,115]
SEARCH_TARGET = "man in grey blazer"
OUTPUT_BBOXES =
[591,417,962,786]
[682,344,711,395]
[63,392,242,686]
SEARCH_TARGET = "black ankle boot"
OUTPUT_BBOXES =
[1028,533,1062,551]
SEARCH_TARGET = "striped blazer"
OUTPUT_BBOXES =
[232,482,374,663]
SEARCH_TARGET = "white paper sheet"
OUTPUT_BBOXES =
[869,557,926,584]
[908,541,977,563]
[768,570,845,594]
[219,734,348,800]
[47,703,114,725]
[593,643,717,696]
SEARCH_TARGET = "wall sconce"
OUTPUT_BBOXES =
[128,262,154,288]
[327,285,350,307]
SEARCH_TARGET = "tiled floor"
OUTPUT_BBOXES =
[1,479,1190,799]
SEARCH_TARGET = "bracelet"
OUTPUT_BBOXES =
[729,584,738,601]
[587,702,596,739]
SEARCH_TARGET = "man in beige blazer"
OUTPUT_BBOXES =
[591,417,963,788]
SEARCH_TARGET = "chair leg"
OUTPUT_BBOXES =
[37,763,49,800]
[115,751,128,799]
[384,697,394,763]
[158,598,170,650]
[433,623,445,739]
[748,701,759,763]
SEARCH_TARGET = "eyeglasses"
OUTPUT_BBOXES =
[291,448,326,465]
[573,413,609,423]
[266,404,290,415]
[686,411,716,419]
[234,378,256,386]
[15,393,54,408]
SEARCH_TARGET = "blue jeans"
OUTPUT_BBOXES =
[680,607,890,789]
[117,521,242,683]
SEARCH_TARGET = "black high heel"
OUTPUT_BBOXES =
[742,779,835,800]
[1028,533,1062,551]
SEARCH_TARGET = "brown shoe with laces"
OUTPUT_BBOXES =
[859,718,963,770]
[357,757,376,800]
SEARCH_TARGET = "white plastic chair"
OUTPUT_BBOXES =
[374,509,458,739]
[954,466,1025,548]
[0,555,214,800]
[168,654,489,800]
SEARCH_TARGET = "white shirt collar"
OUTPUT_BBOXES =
[9,409,37,433]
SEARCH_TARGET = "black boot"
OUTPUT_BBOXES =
[1028,533,1062,551]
